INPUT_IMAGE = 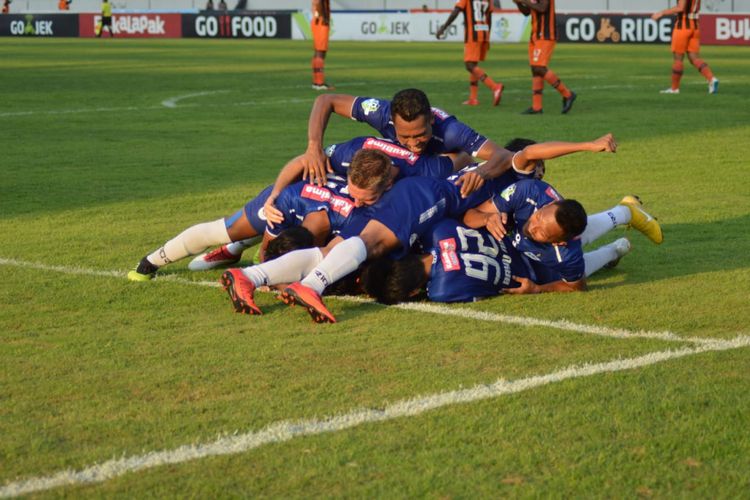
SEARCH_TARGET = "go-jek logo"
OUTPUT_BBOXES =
[9,15,55,36]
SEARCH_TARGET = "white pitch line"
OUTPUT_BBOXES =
[161,90,231,108]
[0,257,725,345]
[2,335,749,498]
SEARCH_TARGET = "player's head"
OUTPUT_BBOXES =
[505,137,545,180]
[264,227,314,261]
[391,89,433,155]
[347,149,394,207]
[360,254,429,304]
[523,199,587,243]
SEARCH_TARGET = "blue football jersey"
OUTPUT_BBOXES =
[491,179,585,283]
[340,175,492,260]
[427,219,530,303]
[350,97,489,156]
[326,136,454,180]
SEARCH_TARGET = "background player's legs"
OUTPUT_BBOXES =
[464,61,480,105]
[687,51,718,93]
[525,66,545,113]
[312,50,327,87]
[665,52,685,93]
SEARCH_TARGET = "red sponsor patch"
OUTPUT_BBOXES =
[431,107,450,121]
[301,184,332,202]
[363,137,418,165]
[439,238,460,272]
[329,195,354,217]
[545,186,561,201]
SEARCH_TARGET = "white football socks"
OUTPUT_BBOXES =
[147,219,230,267]
[580,206,630,246]
[584,244,619,277]
[242,247,324,288]
[225,237,261,256]
[300,237,368,295]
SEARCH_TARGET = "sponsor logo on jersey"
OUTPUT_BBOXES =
[418,198,446,223]
[301,184,354,217]
[501,184,516,202]
[328,195,354,217]
[301,184,333,203]
[439,238,460,272]
[360,98,380,116]
[545,186,561,201]
[363,137,418,165]
[431,107,450,121]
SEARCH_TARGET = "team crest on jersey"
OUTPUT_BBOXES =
[363,137,418,165]
[360,98,380,116]
[545,186,561,201]
[325,144,337,157]
[501,184,517,202]
[439,238,460,272]
[431,107,450,121]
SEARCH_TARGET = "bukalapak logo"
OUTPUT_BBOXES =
[100,15,167,35]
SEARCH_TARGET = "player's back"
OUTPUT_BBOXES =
[427,219,528,302]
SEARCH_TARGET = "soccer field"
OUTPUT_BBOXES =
[1,38,750,497]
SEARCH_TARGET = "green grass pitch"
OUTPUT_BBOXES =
[1,38,749,497]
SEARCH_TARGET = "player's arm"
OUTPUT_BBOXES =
[436,7,461,39]
[513,0,531,15]
[462,199,509,240]
[264,154,308,227]
[504,276,587,294]
[300,210,332,247]
[457,139,513,197]
[652,0,686,20]
[303,93,358,185]
[515,0,548,13]
[513,134,617,172]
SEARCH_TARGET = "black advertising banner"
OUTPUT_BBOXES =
[557,14,674,44]
[0,13,79,37]
[182,12,291,39]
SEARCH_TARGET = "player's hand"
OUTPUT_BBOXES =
[301,146,330,186]
[651,12,662,21]
[485,212,508,240]
[503,276,539,295]
[455,171,485,198]
[262,197,284,228]
[436,27,446,39]
[590,133,617,153]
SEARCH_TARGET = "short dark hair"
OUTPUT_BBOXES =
[553,199,587,240]
[504,138,537,152]
[348,149,393,193]
[264,227,314,261]
[360,254,428,305]
[391,88,432,122]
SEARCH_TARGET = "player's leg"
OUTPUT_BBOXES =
[584,238,631,276]
[128,218,236,281]
[581,196,662,246]
[470,42,503,106]
[311,24,333,90]
[686,31,718,93]
[663,29,688,93]
[537,41,575,113]
[523,64,546,114]
[283,220,400,323]
[464,60,480,106]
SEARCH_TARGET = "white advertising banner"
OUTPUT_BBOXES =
[292,10,528,43]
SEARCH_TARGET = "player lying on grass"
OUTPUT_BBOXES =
[361,191,656,304]
[301,88,513,195]
[127,136,459,281]
[461,179,663,294]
